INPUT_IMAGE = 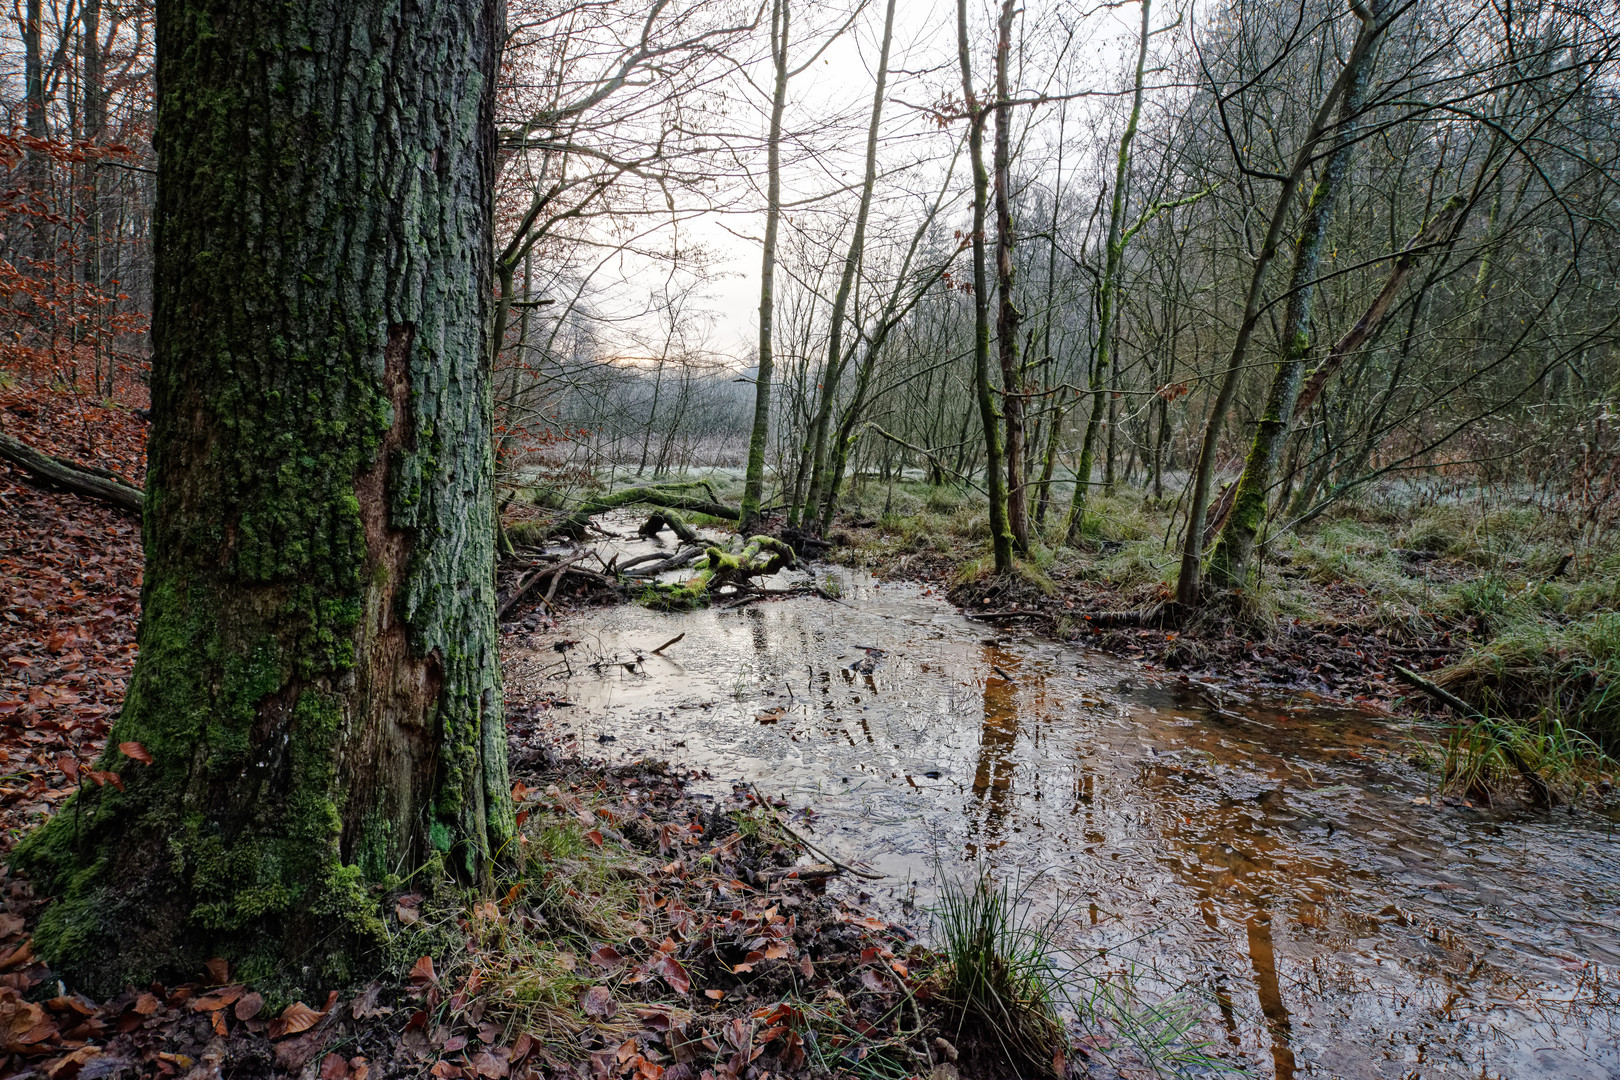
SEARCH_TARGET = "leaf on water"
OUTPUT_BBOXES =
[119,741,152,764]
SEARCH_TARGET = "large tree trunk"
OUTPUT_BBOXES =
[17,0,510,998]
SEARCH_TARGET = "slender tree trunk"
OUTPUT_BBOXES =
[17,0,510,997]
[1206,0,1389,587]
[1065,0,1150,545]
[1176,0,1384,607]
[83,0,105,390]
[23,0,48,267]
[991,0,1028,552]
[741,0,791,531]
[801,0,896,529]
[959,0,1015,574]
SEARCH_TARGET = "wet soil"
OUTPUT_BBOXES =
[503,529,1620,1080]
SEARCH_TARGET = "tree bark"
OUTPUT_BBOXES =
[991,0,1028,552]
[1066,0,1150,546]
[959,0,1015,574]
[16,0,510,998]
[1175,0,1384,607]
[741,0,791,531]
[800,0,895,531]
[1205,0,1386,588]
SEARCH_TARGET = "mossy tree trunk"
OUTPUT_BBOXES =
[991,0,1029,553]
[17,0,511,997]
[1175,0,1385,608]
[1065,0,1150,547]
[958,0,1015,575]
[1205,0,1385,588]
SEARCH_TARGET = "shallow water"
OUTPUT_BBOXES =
[504,528,1620,1079]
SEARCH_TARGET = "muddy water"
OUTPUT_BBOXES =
[504,540,1619,1079]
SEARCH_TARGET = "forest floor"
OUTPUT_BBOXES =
[0,391,1109,1080]
[1,388,1614,1078]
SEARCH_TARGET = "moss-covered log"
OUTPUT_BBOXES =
[641,536,796,610]
[14,0,510,997]
[547,485,739,540]
[639,509,699,544]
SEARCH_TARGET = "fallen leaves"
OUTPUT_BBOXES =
[0,389,146,851]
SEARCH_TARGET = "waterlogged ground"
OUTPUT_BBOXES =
[503,530,1620,1080]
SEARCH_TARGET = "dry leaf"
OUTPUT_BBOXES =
[580,986,616,1018]
[409,956,437,985]
[319,1052,351,1080]
[203,957,229,985]
[119,741,153,764]
[275,1001,322,1037]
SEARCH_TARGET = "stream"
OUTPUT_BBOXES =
[502,518,1620,1079]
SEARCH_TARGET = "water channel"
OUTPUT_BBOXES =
[502,521,1620,1079]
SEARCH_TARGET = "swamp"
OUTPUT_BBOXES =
[1,0,1618,1077]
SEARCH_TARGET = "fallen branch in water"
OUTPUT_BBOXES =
[750,783,885,881]
[649,633,684,656]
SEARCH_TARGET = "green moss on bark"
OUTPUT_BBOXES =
[13,0,509,999]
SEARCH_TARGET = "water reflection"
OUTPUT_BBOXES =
[502,555,1620,1079]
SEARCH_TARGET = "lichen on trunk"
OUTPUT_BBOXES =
[14,0,510,998]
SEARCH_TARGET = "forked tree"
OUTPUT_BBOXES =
[17,0,512,995]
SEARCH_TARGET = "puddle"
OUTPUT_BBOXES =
[503,525,1620,1079]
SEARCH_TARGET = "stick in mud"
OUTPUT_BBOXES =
[749,783,885,881]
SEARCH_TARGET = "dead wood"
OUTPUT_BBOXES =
[1391,664,1555,808]
[0,430,143,517]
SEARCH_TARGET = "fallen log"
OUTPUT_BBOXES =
[1391,664,1555,808]
[622,544,708,579]
[639,509,699,544]
[640,535,795,611]
[0,430,144,517]
[547,484,740,540]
